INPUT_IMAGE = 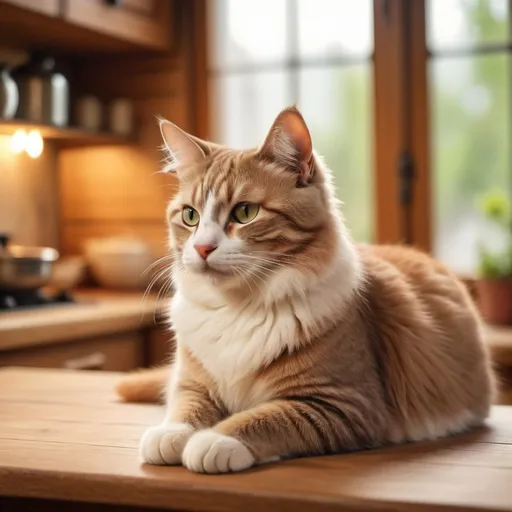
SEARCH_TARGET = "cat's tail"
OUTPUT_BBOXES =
[115,366,170,403]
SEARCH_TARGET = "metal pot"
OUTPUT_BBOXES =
[0,234,59,291]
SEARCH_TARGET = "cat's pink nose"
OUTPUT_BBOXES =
[194,244,217,261]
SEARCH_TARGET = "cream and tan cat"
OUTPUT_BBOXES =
[117,107,495,474]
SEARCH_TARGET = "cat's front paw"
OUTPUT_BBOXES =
[182,430,255,474]
[140,423,193,465]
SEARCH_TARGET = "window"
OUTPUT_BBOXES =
[202,0,509,276]
[208,0,374,242]
[427,0,511,274]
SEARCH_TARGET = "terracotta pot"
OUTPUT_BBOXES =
[476,278,512,325]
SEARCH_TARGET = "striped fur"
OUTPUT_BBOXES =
[127,107,495,474]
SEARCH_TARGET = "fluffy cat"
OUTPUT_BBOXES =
[117,106,495,474]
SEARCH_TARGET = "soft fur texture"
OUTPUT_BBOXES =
[117,107,495,474]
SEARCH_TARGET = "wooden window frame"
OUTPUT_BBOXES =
[373,0,430,250]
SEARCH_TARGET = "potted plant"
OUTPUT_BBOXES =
[475,191,512,324]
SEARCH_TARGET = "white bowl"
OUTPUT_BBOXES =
[84,237,155,290]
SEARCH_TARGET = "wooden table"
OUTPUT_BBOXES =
[0,368,511,512]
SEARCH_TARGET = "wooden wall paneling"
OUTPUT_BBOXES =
[0,137,60,250]
[59,147,169,222]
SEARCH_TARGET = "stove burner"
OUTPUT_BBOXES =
[0,289,76,311]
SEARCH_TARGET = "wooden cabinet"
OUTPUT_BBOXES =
[63,0,173,50]
[0,0,173,51]
[1,0,60,16]
[147,327,175,367]
[1,332,145,371]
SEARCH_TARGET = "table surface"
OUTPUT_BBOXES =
[0,367,511,512]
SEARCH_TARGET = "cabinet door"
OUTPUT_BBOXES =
[1,332,145,372]
[1,0,60,16]
[64,0,172,50]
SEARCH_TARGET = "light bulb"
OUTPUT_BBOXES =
[26,130,44,158]
[11,129,27,154]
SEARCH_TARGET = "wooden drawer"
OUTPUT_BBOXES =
[63,0,173,50]
[0,332,144,371]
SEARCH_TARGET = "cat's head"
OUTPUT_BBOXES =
[161,107,345,298]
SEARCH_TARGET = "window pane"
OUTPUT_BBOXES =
[209,0,288,70]
[299,65,373,242]
[297,0,373,58]
[427,0,508,51]
[430,54,510,274]
[210,71,292,149]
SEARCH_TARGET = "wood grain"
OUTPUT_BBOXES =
[0,368,511,512]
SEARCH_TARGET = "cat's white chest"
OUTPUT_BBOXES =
[170,291,299,412]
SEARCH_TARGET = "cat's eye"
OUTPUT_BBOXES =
[182,206,200,227]
[231,203,259,224]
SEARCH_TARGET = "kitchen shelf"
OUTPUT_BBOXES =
[0,120,135,149]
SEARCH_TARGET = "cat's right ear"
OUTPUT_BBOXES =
[160,119,206,173]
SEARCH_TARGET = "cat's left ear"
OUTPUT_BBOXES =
[160,119,207,172]
[259,106,314,186]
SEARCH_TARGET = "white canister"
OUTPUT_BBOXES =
[75,95,103,131]
[108,98,134,137]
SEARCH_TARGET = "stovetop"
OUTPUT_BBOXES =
[0,289,76,312]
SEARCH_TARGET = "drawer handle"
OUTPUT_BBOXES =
[64,352,107,371]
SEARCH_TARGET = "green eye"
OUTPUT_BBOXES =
[182,206,200,226]
[231,203,259,224]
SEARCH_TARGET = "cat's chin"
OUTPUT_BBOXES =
[187,263,233,279]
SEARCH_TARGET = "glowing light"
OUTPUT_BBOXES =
[10,129,27,154]
[25,130,44,159]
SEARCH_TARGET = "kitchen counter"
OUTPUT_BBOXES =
[0,290,168,351]
[1,292,511,358]
[0,367,511,512]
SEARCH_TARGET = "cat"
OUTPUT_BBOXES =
[117,106,495,474]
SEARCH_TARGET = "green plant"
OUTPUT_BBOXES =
[477,191,512,279]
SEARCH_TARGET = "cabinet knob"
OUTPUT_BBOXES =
[105,0,123,6]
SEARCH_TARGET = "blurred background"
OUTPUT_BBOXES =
[0,1,511,401]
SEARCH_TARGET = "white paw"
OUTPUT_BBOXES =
[140,423,193,465]
[182,430,255,474]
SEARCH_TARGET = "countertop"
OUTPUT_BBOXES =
[0,367,511,512]
[0,290,167,351]
[1,289,512,368]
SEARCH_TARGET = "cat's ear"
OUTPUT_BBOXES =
[259,106,313,185]
[160,119,206,172]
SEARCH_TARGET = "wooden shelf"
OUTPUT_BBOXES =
[0,120,134,149]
